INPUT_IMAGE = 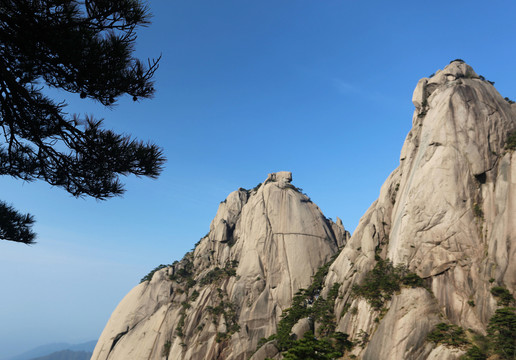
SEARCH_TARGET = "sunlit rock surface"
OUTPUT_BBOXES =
[92,172,348,360]
[93,61,515,360]
[324,60,515,359]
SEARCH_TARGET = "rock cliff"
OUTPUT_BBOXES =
[93,61,515,360]
[92,171,348,360]
[322,60,516,359]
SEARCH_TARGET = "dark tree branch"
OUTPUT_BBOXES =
[0,201,36,244]
[0,0,165,243]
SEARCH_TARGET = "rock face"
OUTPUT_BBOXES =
[93,61,515,360]
[324,60,516,359]
[92,171,348,360]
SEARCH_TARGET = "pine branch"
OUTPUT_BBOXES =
[0,201,36,244]
[0,0,165,243]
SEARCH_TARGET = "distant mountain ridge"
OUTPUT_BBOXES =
[4,340,96,360]
[29,350,91,360]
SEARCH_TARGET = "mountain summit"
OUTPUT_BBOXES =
[323,60,516,359]
[92,171,348,359]
[92,61,515,360]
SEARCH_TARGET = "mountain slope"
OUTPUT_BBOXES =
[4,341,96,360]
[321,60,516,359]
[93,61,515,360]
[29,350,91,360]
[92,171,348,360]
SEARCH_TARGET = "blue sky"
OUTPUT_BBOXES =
[1,0,516,357]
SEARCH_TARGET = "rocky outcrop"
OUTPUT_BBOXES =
[92,171,348,360]
[321,60,516,359]
[93,61,515,360]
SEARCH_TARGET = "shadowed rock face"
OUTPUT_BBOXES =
[324,61,516,359]
[93,61,515,360]
[91,172,348,360]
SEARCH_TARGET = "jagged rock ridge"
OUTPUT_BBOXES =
[93,61,515,360]
[92,171,348,360]
[321,60,516,359]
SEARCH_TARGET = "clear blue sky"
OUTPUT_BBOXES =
[2,0,516,357]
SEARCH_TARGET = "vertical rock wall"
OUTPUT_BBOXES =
[324,61,516,359]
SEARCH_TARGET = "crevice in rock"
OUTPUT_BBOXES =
[108,326,129,356]
[261,191,273,239]
[220,223,236,247]
[431,264,454,278]
[474,172,486,185]
[281,234,294,299]
[272,232,328,240]
[323,217,338,244]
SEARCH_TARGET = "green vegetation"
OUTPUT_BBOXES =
[391,183,401,203]
[140,264,168,283]
[257,253,353,358]
[175,300,191,338]
[351,259,425,310]
[169,256,195,285]
[190,290,200,302]
[468,300,476,307]
[505,97,515,104]
[202,272,241,343]
[275,255,342,350]
[314,283,342,336]
[355,329,370,349]
[194,233,209,248]
[429,307,515,360]
[427,323,469,347]
[491,286,515,306]
[505,131,516,151]
[175,312,186,337]
[170,256,239,341]
[161,340,171,358]
[461,345,487,360]
[487,307,516,359]
[418,99,429,118]
[207,300,231,317]
[208,298,240,342]
[478,74,495,85]
[250,183,262,193]
[331,331,354,353]
[280,332,351,360]
[173,259,207,339]
[473,203,484,219]
[185,277,197,289]
[257,334,276,349]
[450,59,465,63]
[181,301,191,309]
[456,73,476,80]
[264,256,425,359]
[215,332,228,343]
[199,260,238,286]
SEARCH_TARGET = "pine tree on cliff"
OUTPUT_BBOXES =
[0,0,164,244]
